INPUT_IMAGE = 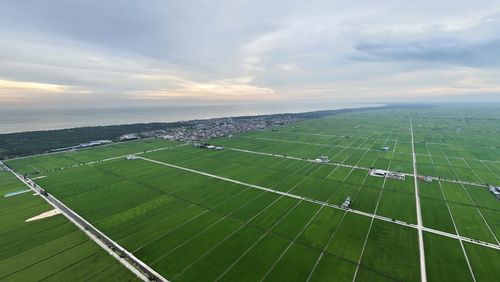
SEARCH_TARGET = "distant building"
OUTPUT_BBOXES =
[387,171,405,180]
[341,197,352,208]
[489,186,500,200]
[195,143,223,150]
[120,134,140,141]
[126,155,137,160]
[369,169,405,180]
[315,155,329,163]
[381,146,389,151]
[369,169,387,177]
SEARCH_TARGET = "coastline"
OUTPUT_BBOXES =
[0,104,387,160]
[0,103,382,134]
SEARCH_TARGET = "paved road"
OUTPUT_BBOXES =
[411,121,427,282]
[0,161,167,282]
[137,156,500,252]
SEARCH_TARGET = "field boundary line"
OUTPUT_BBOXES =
[437,180,477,281]
[306,211,348,281]
[436,144,500,245]
[6,142,187,175]
[172,177,315,280]
[259,204,325,281]
[215,200,303,281]
[0,161,168,282]
[275,130,398,143]
[224,146,494,189]
[136,156,500,252]
[423,141,476,280]
[2,137,170,161]
[351,125,397,281]
[352,159,392,281]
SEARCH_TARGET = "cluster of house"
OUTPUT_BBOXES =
[194,143,224,150]
[149,116,297,143]
[369,169,406,180]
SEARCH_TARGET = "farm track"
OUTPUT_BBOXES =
[136,156,500,252]
[0,161,168,282]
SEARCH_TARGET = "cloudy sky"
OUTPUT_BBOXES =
[1,0,500,108]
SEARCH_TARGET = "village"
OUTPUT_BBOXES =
[148,115,298,143]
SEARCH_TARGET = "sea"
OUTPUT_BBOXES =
[0,103,381,134]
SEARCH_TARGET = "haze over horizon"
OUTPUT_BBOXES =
[1,0,500,108]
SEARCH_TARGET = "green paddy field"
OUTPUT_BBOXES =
[2,105,500,281]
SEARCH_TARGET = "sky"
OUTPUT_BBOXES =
[1,0,500,108]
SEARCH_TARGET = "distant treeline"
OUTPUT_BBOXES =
[0,105,396,160]
[0,122,188,160]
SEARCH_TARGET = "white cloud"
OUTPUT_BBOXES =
[1,0,500,107]
[276,63,302,72]
[130,76,276,101]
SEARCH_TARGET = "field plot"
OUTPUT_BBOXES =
[6,138,179,175]
[4,105,500,281]
[0,169,133,281]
